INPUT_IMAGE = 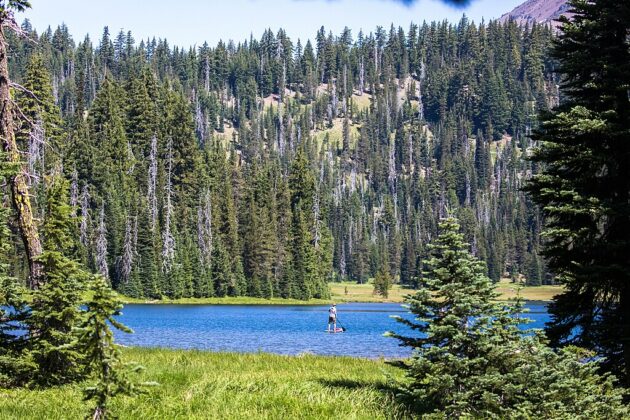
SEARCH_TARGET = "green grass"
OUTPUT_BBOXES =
[351,93,372,111]
[330,282,410,303]
[0,348,408,420]
[494,279,562,301]
[119,279,563,306]
[313,118,361,150]
[119,295,332,305]
[330,280,562,303]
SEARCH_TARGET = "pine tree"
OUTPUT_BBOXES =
[210,236,232,298]
[525,0,630,384]
[90,77,132,192]
[290,210,317,300]
[288,149,329,299]
[399,235,416,287]
[373,268,392,298]
[388,217,628,417]
[16,53,64,182]
[136,202,159,298]
[79,276,152,420]
[28,174,88,386]
[242,195,274,298]
[125,68,158,168]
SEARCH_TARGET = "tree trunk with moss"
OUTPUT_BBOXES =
[0,14,43,289]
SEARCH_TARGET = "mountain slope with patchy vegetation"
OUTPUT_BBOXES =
[3,17,557,301]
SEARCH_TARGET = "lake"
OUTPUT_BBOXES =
[114,301,551,358]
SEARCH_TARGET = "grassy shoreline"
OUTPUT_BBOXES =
[119,280,563,305]
[0,347,408,419]
[119,295,333,305]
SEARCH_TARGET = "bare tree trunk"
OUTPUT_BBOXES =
[162,137,175,273]
[95,206,109,279]
[0,22,43,289]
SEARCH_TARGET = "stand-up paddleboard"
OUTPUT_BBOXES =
[325,327,345,333]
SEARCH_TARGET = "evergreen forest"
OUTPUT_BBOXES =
[5,16,556,300]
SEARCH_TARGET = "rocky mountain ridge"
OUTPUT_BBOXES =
[500,0,572,28]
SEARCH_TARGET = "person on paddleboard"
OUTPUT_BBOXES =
[327,303,338,333]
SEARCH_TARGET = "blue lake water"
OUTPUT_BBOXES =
[114,301,551,358]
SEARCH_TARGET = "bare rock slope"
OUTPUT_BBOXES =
[499,0,572,27]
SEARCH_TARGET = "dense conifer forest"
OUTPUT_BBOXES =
[4,17,556,300]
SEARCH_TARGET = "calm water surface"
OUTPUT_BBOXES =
[114,302,550,358]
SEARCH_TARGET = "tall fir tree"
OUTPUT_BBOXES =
[28,174,88,386]
[388,217,628,418]
[79,276,151,420]
[525,0,630,385]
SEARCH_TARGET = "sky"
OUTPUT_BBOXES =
[22,0,523,47]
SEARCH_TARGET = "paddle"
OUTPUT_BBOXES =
[336,317,347,332]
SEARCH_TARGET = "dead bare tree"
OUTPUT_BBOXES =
[27,116,43,187]
[147,134,158,232]
[95,205,109,279]
[359,56,365,96]
[0,2,43,289]
[79,184,91,246]
[120,215,134,284]
[69,168,78,215]
[162,137,175,273]
[197,189,212,266]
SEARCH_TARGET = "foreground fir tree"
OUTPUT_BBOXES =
[78,277,152,420]
[0,277,32,387]
[0,169,151,411]
[28,174,88,385]
[525,0,630,384]
[388,217,627,418]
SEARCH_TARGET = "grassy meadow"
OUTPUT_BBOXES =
[493,280,562,301]
[121,279,562,305]
[0,348,408,420]
[119,295,333,305]
[329,282,410,303]
[332,280,562,303]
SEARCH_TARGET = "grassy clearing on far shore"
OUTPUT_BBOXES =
[493,280,562,301]
[118,279,562,306]
[0,348,408,420]
[329,282,409,303]
[119,295,332,305]
[332,280,562,303]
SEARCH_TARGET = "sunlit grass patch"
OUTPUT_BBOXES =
[0,348,408,420]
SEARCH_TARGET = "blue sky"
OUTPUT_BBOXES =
[22,0,522,47]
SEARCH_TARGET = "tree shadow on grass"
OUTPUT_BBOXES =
[317,378,398,394]
[317,378,412,418]
[318,378,413,419]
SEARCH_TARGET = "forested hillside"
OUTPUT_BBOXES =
[5,17,556,300]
